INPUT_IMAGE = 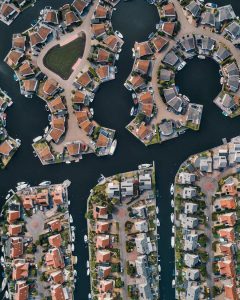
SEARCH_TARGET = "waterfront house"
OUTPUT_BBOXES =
[18,61,34,78]
[15,281,29,300]
[184,203,198,214]
[94,205,108,219]
[43,78,59,97]
[215,46,231,63]
[96,48,112,64]
[200,11,216,27]
[43,9,59,25]
[121,179,134,198]
[134,41,153,59]
[162,51,180,68]
[12,34,26,51]
[224,21,240,41]
[135,233,151,255]
[132,205,147,219]
[138,282,153,300]
[159,120,174,137]
[178,172,195,184]
[94,4,108,20]
[106,181,120,199]
[182,187,197,199]
[198,156,212,173]
[64,11,80,27]
[179,35,196,53]
[180,214,198,229]
[72,0,89,16]
[7,210,20,224]
[99,280,114,294]
[96,133,110,149]
[48,116,65,143]
[151,35,168,53]
[50,270,64,284]
[45,248,65,269]
[197,35,215,55]
[222,177,238,196]
[0,139,14,157]
[103,35,119,52]
[162,3,176,21]
[163,86,177,102]
[48,219,62,232]
[217,5,236,24]
[161,22,175,37]
[184,253,199,268]
[159,68,173,82]
[186,284,200,300]
[139,173,152,191]
[223,281,238,300]
[76,71,93,89]
[47,96,66,114]
[136,255,149,277]
[9,237,23,258]
[96,235,110,249]
[138,91,154,118]
[72,90,87,105]
[134,60,151,75]
[185,1,201,18]
[22,79,38,95]
[128,74,146,91]
[48,234,62,248]
[8,224,22,236]
[98,266,111,279]
[96,221,110,234]
[185,268,200,281]
[136,123,152,142]
[0,2,20,24]
[213,154,228,170]
[12,262,29,280]
[51,284,68,300]
[96,249,111,263]
[91,23,106,39]
[96,65,113,82]
[135,220,149,233]
[184,233,198,251]
[5,49,24,68]
[29,31,43,49]
[214,93,237,116]
[34,142,54,163]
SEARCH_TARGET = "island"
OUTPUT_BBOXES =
[5,0,123,165]
[173,135,240,299]
[86,163,160,300]
[0,88,20,169]
[125,0,240,146]
[0,180,76,299]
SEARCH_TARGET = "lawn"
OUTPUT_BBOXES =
[43,33,86,80]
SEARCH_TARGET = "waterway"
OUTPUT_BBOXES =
[0,0,239,299]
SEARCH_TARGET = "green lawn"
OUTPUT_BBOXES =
[43,34,86,80]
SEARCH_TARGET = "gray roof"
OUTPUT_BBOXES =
[225,21,240,39]
[216,46,231,61]
[159,120,174,136]
[180,36,196,52]
[162,50,179,66]
[159,68,173,81]
[167,96,183,113]
[201,11,215,27]
[222,93,235,108]
[186,284,200,300]
[186,1,201,18]
[163,86,177,102]
[224,62,239,76]
[217,5,236,23]
[201,37,215,50]
[185,268,200,281]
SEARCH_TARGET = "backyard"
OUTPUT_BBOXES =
[43,33,86,79]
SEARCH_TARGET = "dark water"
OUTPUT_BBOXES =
[0,0,239,299]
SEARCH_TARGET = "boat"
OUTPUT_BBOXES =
[5,194,10,200]
[1,277,7,291]
[16,184,28,191]
[65,161,71,164]
[171,213,174,223]
[39,181,51,186]
[115,30,123,39]
[170,184,174,195]
[198,55,205,59]
[71,244,74,252]
[130,107,135,116]
[98,174,105,183]
[114,66,118,73]
[171,236,175,248]
[177,61,186,71]
[90,108,94,116]
[44,126,49,134]
[109,139,117,155]
[138,163,151,170]
[88,294,91,299]
[132,93,137,99]
[84,235,88,243]
[156,206,159,214]
[73,270,77,277]
[70,214,73,223]
[171,200,174,207]
[172,226,175,234]
[33,136,42,143]
[72,232,75,242]
[156,219,160,227]
[68,200,71,205]
[87,260,89,268]
[148,32,154,39]
[71,226,75,231]
[4,291,9,299]
[158,264,161,272]
[205,2,217,9]
[87,269,90,276]
[17,182,26,186]
[172,279,175,288]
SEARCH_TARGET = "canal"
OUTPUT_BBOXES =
[0,0,240,299]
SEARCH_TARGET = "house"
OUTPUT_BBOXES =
[218,260,235,277]
[213,154,228,170]
[98,266,111,279]
[96,48,111,63]
[217,5,236,24]
[8,224,22,236]
[64,11,80,27]
[51,270,64,284]
[5,49,24,68]
[184,253,199,267]
[99,280,114,293]
[178,172,195,184]
[0,140,14,157]
[136,123,152,142]
[43,9,59,25]
[224,281,238,300]
[0,2,19,23]
[22,79,38,94]
[48,234,62,248]
[225,21,240,40]
[96,133,109,149]
[214,93,237,116]
[138,282,153,300]
[96,250,111,263]
[132,205,147,219]
[180,214,198,229]
[215,46,231,62]
[218,227,235,242]
[72,0,88,16]
[96,65,111,82]
[218,212,237,227]
[201,11,215,27]
[18,61,34,77]
[45,248,65,269]
[134,60,150,75]
[186,1,201,18]
[12,34,26,51]
[15,280,29,300]
[121,179,134,197]
[136,255,149,277]
[48,219,62,232]
[162,22,175,36]
[91,23,106,38]
[94,5,108,20]
[94,205,108,219]
[96,221,110,234]
[43,78,59,97]
[139,173,152,191]
[103,35,119,52]
[162,51,179,67]
[135,220,148,233]
[162,3,176,20]
[47,96,66,114]
[128,74,146,90]
[72,90,87,104]
[96,235,110,249]
[198,36,215,53]
[135,233,151,254]
[159,68,173,82]
[134,41,153,58]
[138,91,154,118]
[180,35,196,53]
[182,187,197,199]
[151,35,168,52]
[9,237,23,258]
[35,143,54,163]
[185,268,200,281]
[12,262,29,280]
[184,203,198,214]
[106,181,120,198]
[219,243,234,256]
[48,116,65,143]
[159,120,174,137]
[7,210,20,224]
[186,283,200,300]
[76,71,92,89]
[199,156,212,172]
[51,284,68,300]
[184,233,198,251]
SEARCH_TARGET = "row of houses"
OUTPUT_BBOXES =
[0,183,75,300]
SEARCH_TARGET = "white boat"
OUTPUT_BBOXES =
[1,277,7,291]
[5,194,10,200]
[4,290,9,299]
[170,184,174,195]
[171,236,175,248]
[72,232,75,242]
[17,182,26,186]
[70,214,73,223]
[44,126,49,134]
[73,270,77,277]
[71,244,75,252]
[130,107,135,116]
[33,136,42,143]
[171,213,174,223]
[177,61,186,71]
[16,184,28,191]
[84,235,88,243]
[172,279,175,288]
[88,293,91,299]
[171,200,174,207]
[198,55,205,59]
[156,219,160,227]
[158,264,161,272]
[90,108,94,116]
[98,174,105,183]
[132,93,137,99]
[138,163,151,170]
[39,181,51,186]
[1,256,4,263]
[109,139,117,155]
[172,226,175,234]
[71,226,75,231]
[115,30,123,39]
[87,269,90,276]
[156,206,159,214]
[68,200,71,205]
[87,260,89,268]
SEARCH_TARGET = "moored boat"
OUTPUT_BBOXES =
[109,139,117,155]
[171,213,174,223]
[170,184,174,195]
[171,236,175,248]
[84,235,88,243]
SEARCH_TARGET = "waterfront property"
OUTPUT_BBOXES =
[125,0,240,146]
[86,163,160,300]
[0,180,76,299]
[174,135,240,300]
[0,88,20,169]
[5,0,123,166]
